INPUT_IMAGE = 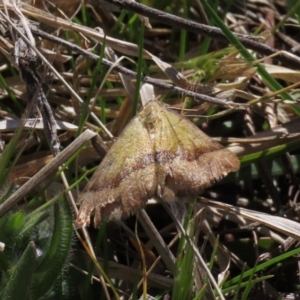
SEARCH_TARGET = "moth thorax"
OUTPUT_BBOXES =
[140,110,159,132]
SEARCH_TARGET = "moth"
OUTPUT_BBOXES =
[76,101,240,227]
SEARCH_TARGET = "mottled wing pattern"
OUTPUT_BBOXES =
[76,115,157,227]
[76,101,240,227]
[150,102,240,201]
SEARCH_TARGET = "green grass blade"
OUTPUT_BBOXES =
[133,22,145,116]
[30,196,73,298]
[1,242,36,300]
[224,247,300,287]
[172,202,195,300]
[201,0,294,102]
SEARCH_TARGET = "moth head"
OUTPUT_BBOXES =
[139,102,161,131]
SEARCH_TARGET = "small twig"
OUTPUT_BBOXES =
[137,209,176,275]
[0,129,97,217]
[0,9,112,138]
[159,199,226,300]
[15,35,60,155]
[31,27,243,109]
[105,0,300,69]
[12,17,60,156]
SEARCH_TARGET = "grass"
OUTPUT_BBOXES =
[0,0,300,299]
